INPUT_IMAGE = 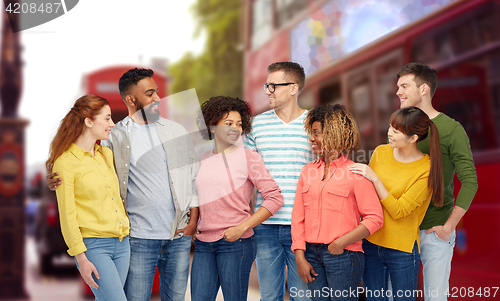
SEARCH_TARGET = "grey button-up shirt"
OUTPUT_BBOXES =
[101,116,199,240]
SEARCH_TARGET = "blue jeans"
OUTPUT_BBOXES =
[362,239,420,301]
[124,235,191,301]
[253,224,310,301]
[420,230,455,301]
[302,243,364,301]
[77,236,130,301]
[190,237,255,301]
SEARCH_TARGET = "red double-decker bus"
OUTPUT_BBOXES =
[243,0,500,298]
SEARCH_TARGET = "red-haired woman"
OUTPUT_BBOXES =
[349,106,443,301]
[46,95,130,301]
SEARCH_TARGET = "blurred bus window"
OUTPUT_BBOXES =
[276,0,309,28]
[252,0,274,49]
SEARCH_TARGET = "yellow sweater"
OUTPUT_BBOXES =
[366,144,432,253]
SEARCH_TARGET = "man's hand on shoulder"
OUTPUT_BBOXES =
[46,164,61,191]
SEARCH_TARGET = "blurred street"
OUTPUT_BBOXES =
[24,236,268,301]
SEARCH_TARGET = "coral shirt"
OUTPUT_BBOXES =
[291,155,383,252]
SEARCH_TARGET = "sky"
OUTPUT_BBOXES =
[13,0,205,170]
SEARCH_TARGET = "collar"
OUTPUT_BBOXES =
[314,154,349,169]
[122,116,164,127]
[68,143,102,161]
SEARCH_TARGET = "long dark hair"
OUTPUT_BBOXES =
[390,106,444,206]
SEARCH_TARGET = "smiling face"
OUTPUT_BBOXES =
[212,111,243,149]
[265,71,295,110]
[387,125,416,149]
[87,105,114,141]
[129,77,161,122]
[309,121,324,154]
[396,74,423,109]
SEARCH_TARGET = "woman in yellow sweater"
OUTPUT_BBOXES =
[349,106,443,301]
[46,95,130,301]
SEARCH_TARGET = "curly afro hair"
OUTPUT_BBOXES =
[304,104,360,154]
[198,96,252,140]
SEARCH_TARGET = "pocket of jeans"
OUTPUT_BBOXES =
[324,188,348,212]
[83,237,98,249]
[432,231,453,244]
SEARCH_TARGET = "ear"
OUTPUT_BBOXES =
[84,117,93,128]
[125,95,135,107]
[290,83,299,96]
[409,134,419,144]
[420,83,429,97]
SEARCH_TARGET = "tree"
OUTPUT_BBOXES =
[169,0,243,104]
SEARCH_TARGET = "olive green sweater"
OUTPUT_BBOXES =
[418,113,478,230]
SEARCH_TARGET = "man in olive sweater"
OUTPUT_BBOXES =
[396,62,478,301]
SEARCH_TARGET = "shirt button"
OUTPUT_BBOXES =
[98,164,100,167]
[123,181,126,185]
[125,164,128,167]
[116,210,118,212]
[126,146,130,148]
[108,186,111,188]
[112,198,114,200]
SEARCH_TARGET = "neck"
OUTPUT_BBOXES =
[393,144,423,163]
[274,99,305,124]
[129,110,150,125]
[213,141,238,155]
[74,133,97,154]
[323,150,341,165]
[416,100,440,119]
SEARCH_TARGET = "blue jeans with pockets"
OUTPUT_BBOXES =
[77,236,130,301]
[124,235,192,301]
[190,237,255,301]
[253,224,310,301]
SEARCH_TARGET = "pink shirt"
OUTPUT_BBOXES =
[291,156,383,252]
[195,147,284,242]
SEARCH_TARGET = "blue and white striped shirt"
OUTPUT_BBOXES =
[244,109,313,224]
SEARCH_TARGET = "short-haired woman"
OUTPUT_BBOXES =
[191,96,284,301]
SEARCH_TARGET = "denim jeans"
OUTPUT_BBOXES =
[190,237,255,301]
[362,239,420,301]
[253,224,310,301]
[420,230,455,301]
[302,243,364,301]
[77,236,130,301]
[124,235,191,301]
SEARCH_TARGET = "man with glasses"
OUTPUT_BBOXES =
[245,62,311,300]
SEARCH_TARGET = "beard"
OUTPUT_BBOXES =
[134,99,160,123]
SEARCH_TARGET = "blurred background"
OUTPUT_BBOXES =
[1,0,499,300]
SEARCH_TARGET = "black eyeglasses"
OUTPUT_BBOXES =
[263,83,295,93]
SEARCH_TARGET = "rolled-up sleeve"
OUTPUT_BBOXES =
[355,176,384,234]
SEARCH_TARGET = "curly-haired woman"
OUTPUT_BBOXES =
[191,96,284,301]
[291,104,384,301]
